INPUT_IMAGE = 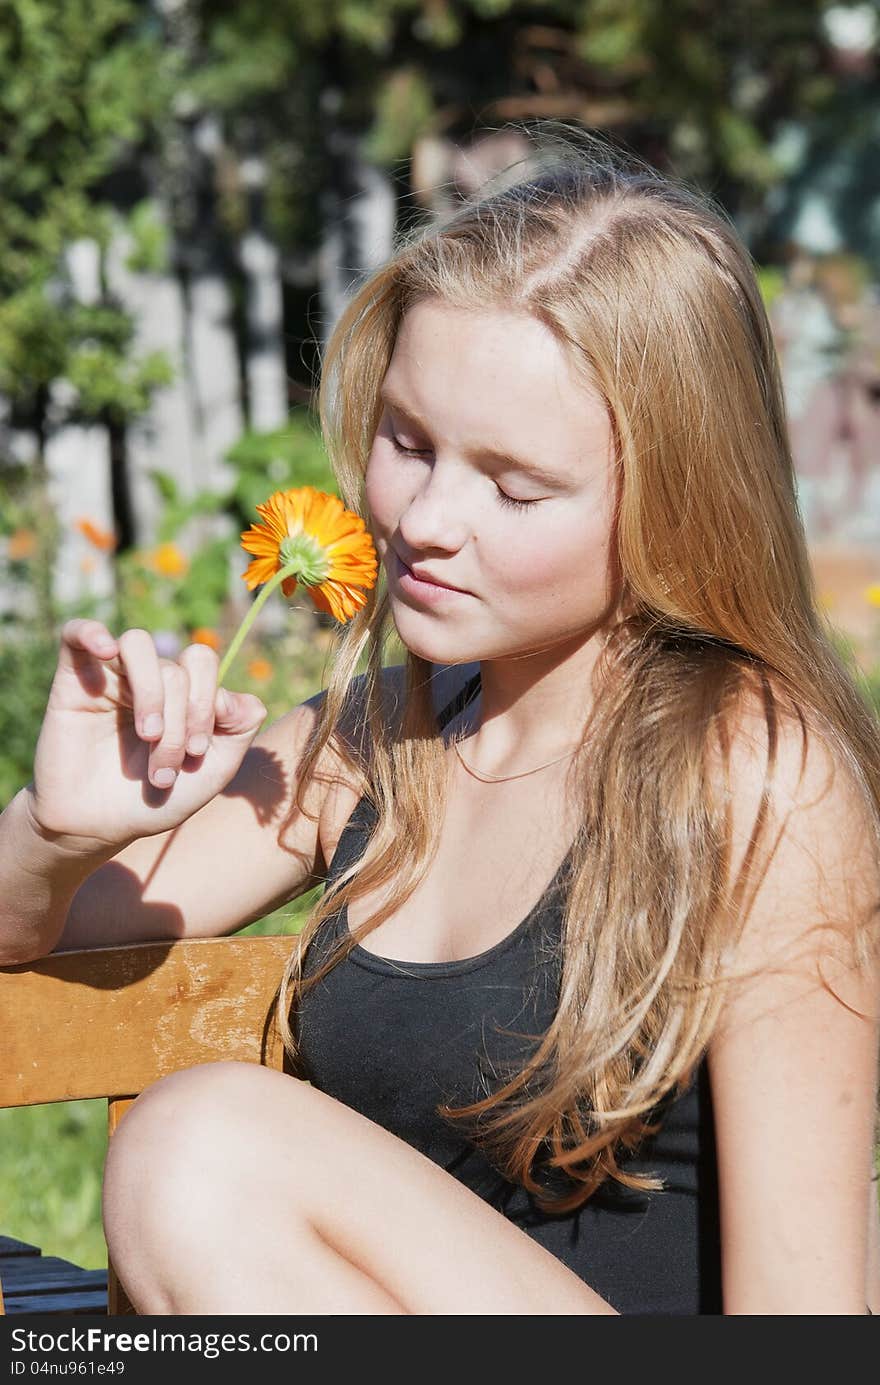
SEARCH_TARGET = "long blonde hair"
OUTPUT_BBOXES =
[275,121,880,1212]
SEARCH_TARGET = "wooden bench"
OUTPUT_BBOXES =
[0,935,295,1315]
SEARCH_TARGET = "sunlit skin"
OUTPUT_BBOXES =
[365,297,624,769]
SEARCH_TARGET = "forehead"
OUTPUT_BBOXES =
[386,300,612,466]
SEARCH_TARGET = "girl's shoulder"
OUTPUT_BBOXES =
[705,667,858,831]
[705,668,878,973]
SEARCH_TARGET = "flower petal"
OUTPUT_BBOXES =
[235,485,377,620]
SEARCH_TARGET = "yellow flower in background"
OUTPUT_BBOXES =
[191,627,221,651]
[7,529,37,561]
[218,486,378,683]
[239,485,378,619]
[864,583,880,609]
[246,657,274,682]
[151,543,188,578]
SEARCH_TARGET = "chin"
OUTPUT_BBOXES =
[389,614,477,667]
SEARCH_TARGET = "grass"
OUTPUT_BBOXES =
[0,1101,109,1269]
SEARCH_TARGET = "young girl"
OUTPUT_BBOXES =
[2,125,879,1316]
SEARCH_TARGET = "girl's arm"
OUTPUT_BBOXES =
[706,708,880,1314]
[49,693,331,952]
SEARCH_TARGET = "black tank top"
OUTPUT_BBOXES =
[293,672,722,1315]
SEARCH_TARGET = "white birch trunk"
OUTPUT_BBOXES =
[44,240,115,610]
[240,155,288,433]
[105,210,198,546]
[317,128,396,348]
[44,395,115,611]
[241,226,288,432]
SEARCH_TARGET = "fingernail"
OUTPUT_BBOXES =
[153,768,176,789]
[187,734,208,756]
[143,713,163,737]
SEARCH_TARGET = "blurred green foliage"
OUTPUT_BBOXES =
[224,413,337,522]
[0,633,58,807]
[0,1,176,423]
[113,537,230,636]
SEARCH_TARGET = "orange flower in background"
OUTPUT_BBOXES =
[191,627,221,651]
[246,657,274,682]
[239,486,378,621]
[150,543,189,578]
[7,529,37,561]
[76,517,117,552]
[865,584,880,609]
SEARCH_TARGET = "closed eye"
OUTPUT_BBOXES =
[495,489,540,512]
[390,435,431,458]
[389,435,541,512]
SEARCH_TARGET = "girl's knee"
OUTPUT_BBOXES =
[102,1061,311,1236]
[100,1063,314,1313]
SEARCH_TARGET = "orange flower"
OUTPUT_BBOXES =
[7,528,37,561]
[238,485,378,622]
[76,517,117,552]
[191,627,221,650]
[247,657,274,682]
[151,543,188,578]
[864,583,880,609]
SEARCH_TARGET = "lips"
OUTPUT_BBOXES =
[407,565,467,593]
[393,551,468,593]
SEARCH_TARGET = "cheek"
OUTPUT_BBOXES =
[364,449,399,530]
[495,510,614,607]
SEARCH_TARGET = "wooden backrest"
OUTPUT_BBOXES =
[0,935,296,1314]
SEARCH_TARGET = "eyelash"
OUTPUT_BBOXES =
[388,436,541,511]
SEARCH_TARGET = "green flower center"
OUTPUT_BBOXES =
[279,531,331,587]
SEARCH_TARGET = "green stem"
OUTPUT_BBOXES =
[218,563,300,684]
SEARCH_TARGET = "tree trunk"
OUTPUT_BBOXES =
[240,156,289,432]
[316,51,396,349]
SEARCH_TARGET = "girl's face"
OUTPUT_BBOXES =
[365,298,622,670]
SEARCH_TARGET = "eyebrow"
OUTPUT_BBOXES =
[379,385,569,488]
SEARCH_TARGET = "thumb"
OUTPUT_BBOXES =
[214,687,268,734]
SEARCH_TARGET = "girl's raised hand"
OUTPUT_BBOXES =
[29,619,268,853]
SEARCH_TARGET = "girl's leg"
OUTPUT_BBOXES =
[102,1060,615,1316]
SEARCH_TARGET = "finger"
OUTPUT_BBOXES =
[115,629,166,741]
[213,687,269,735]
[58,618,118,665]
[178,642,220,757]
[147,662,190,789]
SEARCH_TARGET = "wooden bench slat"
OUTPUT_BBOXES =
[0,1236,42,1258]
[1,936,294,1105]
[0,1256,107,1291]
[4,1287,108,1314]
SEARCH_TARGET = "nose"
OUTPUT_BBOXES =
[396,460,470,554]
